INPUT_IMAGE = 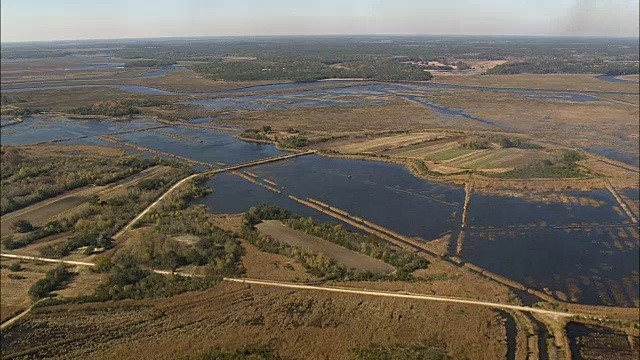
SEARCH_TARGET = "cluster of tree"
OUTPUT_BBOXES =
[68,101,141,117]
[458,135,542,150]
[244,204,292,227]
[191,59,342,82]
[119,99,168,107]
[459,137,490,150]
[243,204,427,280]
[242,204,352,279]
[183,341,451,359]
[486,60,639,75]
[191,57,432,82]
[124,59,176,68]
[87,262,219,301]
[39,230,113,258]
[239,129,270,141]
[1,94,27,105]
[140,206,246,275]
[352,343,452,360]
[113,224,244,276]
[11,219,33,233]
[486,135,542,149]
[161,178,211,212]
[1,146,175,215]
[277,136,308,149]
[286,217,428,279]
[2,167,187,251]
[183,344,281,360]
[494,150,585,179]
[3,220,66,250]
[28,265,71,301]
[1,107,44,118]
[241,225,350,280]
[5,36,637,64]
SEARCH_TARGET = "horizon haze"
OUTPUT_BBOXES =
[1,0,639,43]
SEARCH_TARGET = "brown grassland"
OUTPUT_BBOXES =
[1,88,180,111]
[617,74,640,82]
[0,56,147,84]
[1,61,639,359]
[230,98,489,132]
[0,258,55,322]
[425,89,639,163]
[1,165,175,237]
[434,74,640,93]
[257,220,395,275]
[0,282,509,360]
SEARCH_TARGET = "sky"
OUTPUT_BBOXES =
[1,0,639,42]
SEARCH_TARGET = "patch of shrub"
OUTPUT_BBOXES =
[28,265,71,301]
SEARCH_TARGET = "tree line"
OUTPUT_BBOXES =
[242,204,428,280]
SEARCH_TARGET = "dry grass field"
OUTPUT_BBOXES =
[1,165,175,237]
[0,258,55,322]
[126,70,285,93]
[330,132,446,153]
[0,56,147,84]
[426,89,640,165]
[2,87,181,111]
[240,239,318,282]
[568,323,638,360]
[229,98,483,132]
[436,74,640,93]
[0,282,509,360]
[257,220,395,275]
[618,74,640,82]
[316,131,552,173]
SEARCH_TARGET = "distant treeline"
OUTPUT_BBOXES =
[242,204,427,280]
[492,150,586,178]
[124,59,177,68]
[191,57,433,82]
[68,99,166,117]
[487,60,640,75]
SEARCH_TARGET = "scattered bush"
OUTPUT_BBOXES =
[493,150,585,178]
[125,59,176,68]
[68,101,140,117]
[11,219,33,233]
[183,344,281,360]
[87,263,219,301]
[288,217,428,278]
[353,343,452,360]
[242,204,427,280]
[277,136,308,149]
[28,265,71,301]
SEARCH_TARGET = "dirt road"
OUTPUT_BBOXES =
[0,253,575,320]
[113,151,315,240]
[1,166,174,236]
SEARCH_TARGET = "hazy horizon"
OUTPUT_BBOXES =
[2,0,639,43]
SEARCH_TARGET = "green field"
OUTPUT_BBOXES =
[428,148,476,161]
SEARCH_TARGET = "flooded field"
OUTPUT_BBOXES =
[141,65,187,78]
[183,91,384,111]
[114,125,286,166]
[595,74,640,85]
[0,116,160,145]
[191,173,340,224]
[195,155,465,241]
[64,62,125,70]
[0,84,180,95]
[461,227,639,306]
[2,78,638,310]
[468,190,630,228]
[567,323,637,359]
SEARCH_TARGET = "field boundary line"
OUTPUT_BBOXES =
[0,253,576,326]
